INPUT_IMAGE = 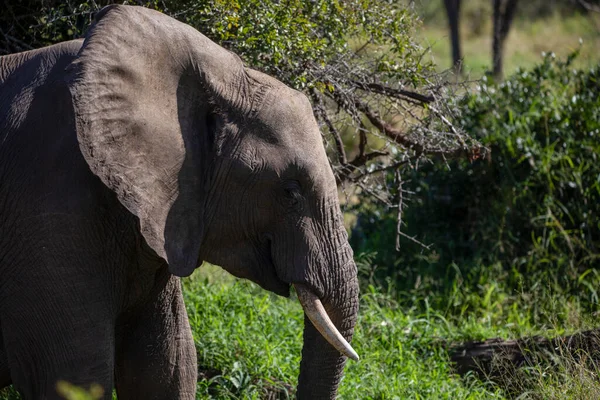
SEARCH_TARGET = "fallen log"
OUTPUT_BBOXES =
[449,328,600,377]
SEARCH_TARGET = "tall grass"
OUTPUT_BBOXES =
[185,265,504,399]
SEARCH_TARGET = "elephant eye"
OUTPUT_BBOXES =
[283,180,302,207]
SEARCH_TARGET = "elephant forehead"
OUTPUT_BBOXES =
[243,73,333,184]
[258,88,322,147]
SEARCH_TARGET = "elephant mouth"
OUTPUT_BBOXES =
[265,272,291,297]
[261,262,292,297]
[255,237,291,297]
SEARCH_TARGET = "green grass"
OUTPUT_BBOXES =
[184,263,600,399]
[185,264,504,399]
[419,11,600,78]
[1,263,600,399]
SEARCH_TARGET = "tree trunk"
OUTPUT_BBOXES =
[492,0,519,80]
[443,0,463,73]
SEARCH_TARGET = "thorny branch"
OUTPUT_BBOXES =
[350,80,435,104]
[307,55,485,249]
[310,88,348,166]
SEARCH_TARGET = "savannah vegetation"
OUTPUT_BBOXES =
[1,0,599,398]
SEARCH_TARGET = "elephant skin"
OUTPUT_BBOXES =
[0,5,358,399]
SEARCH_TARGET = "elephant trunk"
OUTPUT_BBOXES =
[296,255,359,399]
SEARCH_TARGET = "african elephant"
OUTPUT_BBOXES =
[0,4,359,400]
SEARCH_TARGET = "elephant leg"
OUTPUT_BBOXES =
[1,272,115,399]
[115,274,197,400]
[2,312,114,400]
[0,320,11,388]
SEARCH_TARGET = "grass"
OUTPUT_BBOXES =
[185,263,600,399]
[418,11,600,78]
[186,264,504,399]
[1,266,599,399]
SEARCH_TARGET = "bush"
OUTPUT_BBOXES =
[352,52,600,321]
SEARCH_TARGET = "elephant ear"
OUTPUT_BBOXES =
[68,5,247,276]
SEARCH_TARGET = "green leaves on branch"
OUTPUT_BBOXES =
[184,0,424,87]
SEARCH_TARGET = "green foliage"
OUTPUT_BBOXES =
[0,382,107,400]
[55,382,104,400]
[0,387,20,400]
[1,1,427,88]
[184,0,423,89]
[352,52,600,326]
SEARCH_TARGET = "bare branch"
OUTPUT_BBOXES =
[575,0,600,12]
[351,159,411,181]
[310,88,348,166]
[353,95,481,159]
[356,127,368,164]
[0,28,34,51]
[395,169,404,251]
[350,150,389,167]
[351,80,435,104]
[397,230,432,249]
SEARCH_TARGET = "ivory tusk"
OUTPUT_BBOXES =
[294,284,359,361]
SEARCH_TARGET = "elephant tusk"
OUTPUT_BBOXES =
[294,284,360,361]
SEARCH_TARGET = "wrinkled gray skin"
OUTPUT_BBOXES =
[0,5,358,400]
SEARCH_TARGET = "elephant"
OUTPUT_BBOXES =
[0,4,359,400]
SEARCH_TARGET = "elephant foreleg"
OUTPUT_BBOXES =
[1,287,115,400]
[0,320,11,388]
[115,275,197,400]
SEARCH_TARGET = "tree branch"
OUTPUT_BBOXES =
[352,95,481,159]
[310,88,348,166]
[351,80,435,104]
[350,150,389,167]
[575,0,600,12]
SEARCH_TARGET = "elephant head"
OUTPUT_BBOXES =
[67,5,359,398]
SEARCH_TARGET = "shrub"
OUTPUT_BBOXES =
[352,52,600,320]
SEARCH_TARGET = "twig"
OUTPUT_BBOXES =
[351,159,411,180]
[352,95,480,159]
[0,29,34,51]
[310,88,348,165]
[397,231,431,249]
[395,169,403,251]
[350,150,388,167]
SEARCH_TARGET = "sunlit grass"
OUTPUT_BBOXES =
[419,12,600,78]
[1,263,599,399]
[185,264,600,399]
[186,264,504,399]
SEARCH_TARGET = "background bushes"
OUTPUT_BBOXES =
[351,52,600,323]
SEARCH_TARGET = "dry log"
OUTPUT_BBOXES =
[449,328,600,377]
